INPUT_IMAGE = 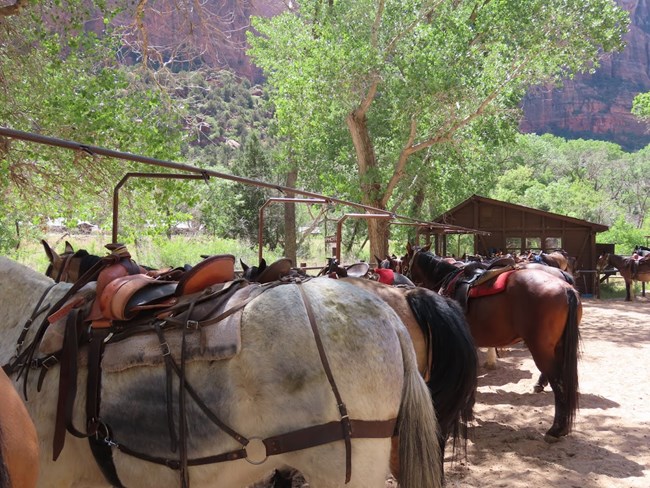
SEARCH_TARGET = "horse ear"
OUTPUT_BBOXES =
[422,243,431,253]
[240,259,249,272]
[42,239,58,263]
[374,255,382,266]
[406,242,413,254]
[258,258,267,272]
[64,241,74,254]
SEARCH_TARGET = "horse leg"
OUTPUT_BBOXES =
[269,468,301,488]
[484,347,498,369]
[528,289,581,442]
[625,281,631,301]
[533,373,549,393]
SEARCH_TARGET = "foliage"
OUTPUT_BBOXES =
[0,8,188,252]
[248,0,628,256]
[596,217,648,255]
[490,133,646,226]
[632,92,650,120]
[199,133,284,248]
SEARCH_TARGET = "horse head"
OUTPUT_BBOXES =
[43,239,100,283]
[596,253,610,272]
[403,242,431,277]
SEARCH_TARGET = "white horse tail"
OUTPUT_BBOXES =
[395,324,442,488]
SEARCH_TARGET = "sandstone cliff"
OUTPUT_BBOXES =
[105,0,650,151]
[520,0,650,151]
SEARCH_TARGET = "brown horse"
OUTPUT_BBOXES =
[527,250,576,276]
[403,243,582,442]
[597,253,650,301]
[0,368,39,488]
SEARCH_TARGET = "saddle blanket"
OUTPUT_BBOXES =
[468,270,515,298]
[101,283,258,373]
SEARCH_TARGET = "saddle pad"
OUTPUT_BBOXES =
[469,270,515,298]
[101,282,258,373]
[374,267,394,285]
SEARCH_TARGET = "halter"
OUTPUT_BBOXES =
[48,251,77,283]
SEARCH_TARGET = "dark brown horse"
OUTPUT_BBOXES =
[597,253,650,301]
[403,243,582,442]
[42,240,102,283]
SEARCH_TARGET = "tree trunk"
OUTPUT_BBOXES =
[346,109,390,260]
[283,168,298,265]
[368,218,390,261]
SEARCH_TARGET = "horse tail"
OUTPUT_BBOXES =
[394,319,442,488]
[562,287,582,430]
[405,287,477,458]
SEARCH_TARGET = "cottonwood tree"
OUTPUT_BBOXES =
[248,0,628,258]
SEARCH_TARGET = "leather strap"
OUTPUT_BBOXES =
[296,282,353,483]
[53,309,83,460]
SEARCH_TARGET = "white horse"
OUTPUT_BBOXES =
[0,257,440,488]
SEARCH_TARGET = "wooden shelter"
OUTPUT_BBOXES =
[430,195,608,294]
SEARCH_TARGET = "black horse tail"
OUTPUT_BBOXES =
[405,287,477,458]
[562,287,582,430]
[0,425,10,488]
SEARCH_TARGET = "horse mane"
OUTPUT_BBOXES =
[77,252,102,276]
[416,251,459,277]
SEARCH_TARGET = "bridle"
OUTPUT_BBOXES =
[47,251,79,283]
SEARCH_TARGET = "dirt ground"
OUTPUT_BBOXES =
[255,296,649,488]
[444,296,650,488]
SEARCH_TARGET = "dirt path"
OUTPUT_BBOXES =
[446,297,650,488]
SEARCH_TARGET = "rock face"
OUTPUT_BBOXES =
[102,0,650,151]
[520,0,650,151]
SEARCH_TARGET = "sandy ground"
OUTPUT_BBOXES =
[445,296,650,488]
[255,296,649,488]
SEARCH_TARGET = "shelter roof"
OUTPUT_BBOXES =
[434,194,609,233]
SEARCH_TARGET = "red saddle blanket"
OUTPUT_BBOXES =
[468,270,515,298]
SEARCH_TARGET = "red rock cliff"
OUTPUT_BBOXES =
[520,0,650,151]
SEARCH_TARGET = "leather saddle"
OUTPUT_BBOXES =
[443,263,515,312]
[89,253,236,328]
[345,262,370,278]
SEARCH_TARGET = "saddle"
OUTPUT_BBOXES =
[442,264,515,312]
[78,246,235,329]
[345,262,370,278]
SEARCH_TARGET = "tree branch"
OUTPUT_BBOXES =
[371,0,384,48]
[385,0,444,58]
[382,117,418,207]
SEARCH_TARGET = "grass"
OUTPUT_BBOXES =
[5,231,384,273]
[598,277,645,299]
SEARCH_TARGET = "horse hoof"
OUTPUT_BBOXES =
[533,384,545,393]
[543,433,562,443]
[484,361,497,370]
